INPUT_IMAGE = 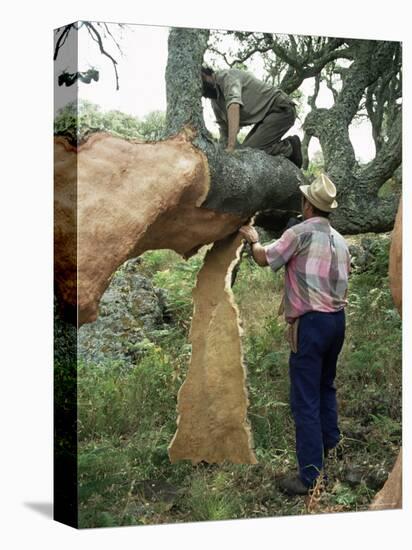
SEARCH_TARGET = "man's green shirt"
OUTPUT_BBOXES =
[211,68,296,140]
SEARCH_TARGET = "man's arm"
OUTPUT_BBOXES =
[238,225,268,266]
[220,71,243,152]
[226,103,240,153]
[239,223,300,270]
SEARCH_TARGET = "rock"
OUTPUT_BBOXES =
[348,244,367,270]
[344,463,366,486]
[343,462,391,491]
[78,258,171,365]
[366,467,390,491]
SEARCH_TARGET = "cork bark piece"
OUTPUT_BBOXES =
[54,132,245,326]
[168,234,257,464]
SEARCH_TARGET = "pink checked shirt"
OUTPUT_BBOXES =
[264,217,350,323]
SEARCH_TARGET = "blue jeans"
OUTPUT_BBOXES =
[289,309,345,486]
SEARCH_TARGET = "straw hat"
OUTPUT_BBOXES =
[300,173,338,212]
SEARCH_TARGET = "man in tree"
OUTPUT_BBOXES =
[239,174,350,495]
[201,66,302,167]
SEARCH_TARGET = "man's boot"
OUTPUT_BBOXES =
[277,475,311,496]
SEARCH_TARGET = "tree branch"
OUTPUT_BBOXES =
[359,108,402,190]
[365,83,385,152]
[278,43,354,93]
[84,22,120,90]
[335,41,397,125]
[207,46,233,67]
[332,190,399,234]
[301,132,311,171]
[208,32,354,95]
[308,72,321,109]
[270,41,302,71]
[102,22,124,56]
[323,63,340,102]
[232,44,275,66]
[54,24,73,61]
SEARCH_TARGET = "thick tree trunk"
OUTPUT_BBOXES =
[165,28,210,139]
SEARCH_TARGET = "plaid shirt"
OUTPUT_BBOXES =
[264,217,350,323]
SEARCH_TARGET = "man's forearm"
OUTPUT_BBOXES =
[238,224,268,267]
[250,242,268,267]
[227,103,240,150]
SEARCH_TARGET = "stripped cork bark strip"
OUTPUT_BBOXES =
[168,233,257,464]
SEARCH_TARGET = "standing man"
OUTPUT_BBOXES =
[201,66,302,167]
[239,174,350,495]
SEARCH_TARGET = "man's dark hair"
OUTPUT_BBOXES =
[201,66,215,76]
[201,66,218,99]
[311,205,331,218]
[302,196,330,218]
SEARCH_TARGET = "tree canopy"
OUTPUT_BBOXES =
[54,100,166,143]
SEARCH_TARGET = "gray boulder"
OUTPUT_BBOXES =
[78,259,171,365]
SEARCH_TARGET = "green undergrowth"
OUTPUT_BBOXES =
[76,235,401,528]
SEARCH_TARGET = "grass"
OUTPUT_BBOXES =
[74,234,402,528]
[185,471,242,522]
